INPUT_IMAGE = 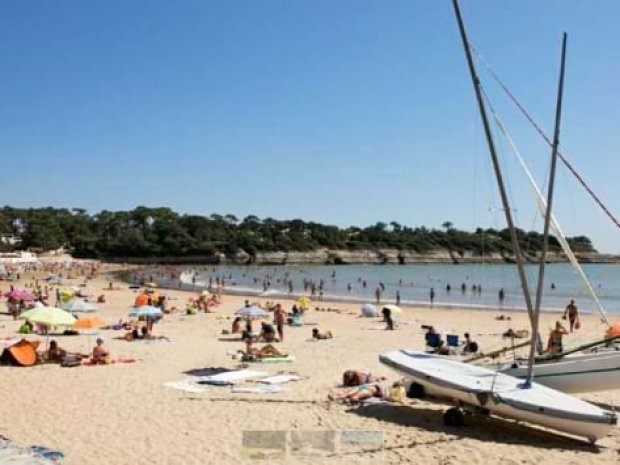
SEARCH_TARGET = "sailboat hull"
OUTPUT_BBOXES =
[380,350,617,442]
[494,350,620,393]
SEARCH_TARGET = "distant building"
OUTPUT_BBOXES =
[0,234,21,246]
[0,251,38,264]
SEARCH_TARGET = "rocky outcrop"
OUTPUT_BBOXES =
[103,249,620,265]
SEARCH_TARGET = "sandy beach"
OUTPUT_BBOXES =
[0,262,618,465]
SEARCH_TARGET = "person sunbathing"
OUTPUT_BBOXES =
[232,317,243,334]
[46,340,87,363]
[241,338,285,358]
[312,328,333,340]
[342,370,384,387]
[92,337,111,364]
[328,383,384,404]
[139,326,170,341]
[259,322,278,342]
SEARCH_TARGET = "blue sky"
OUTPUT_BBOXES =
[1,1,619,251]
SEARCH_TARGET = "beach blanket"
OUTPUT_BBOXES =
[164,379,205,394]
[195,369,268,385]
[257,374,303,385]
[184,367,231,377]
[253,355,295,364]
[82,358,138,366]
[231,385,285,394]
[0,437,63,463]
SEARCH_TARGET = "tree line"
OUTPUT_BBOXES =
[0,206,595,259]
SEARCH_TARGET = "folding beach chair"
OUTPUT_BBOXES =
[446,334,459,348]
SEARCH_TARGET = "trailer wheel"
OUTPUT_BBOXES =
[444,407,465,427]
[407,382,426,399]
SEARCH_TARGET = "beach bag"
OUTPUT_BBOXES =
[575,319,581,330]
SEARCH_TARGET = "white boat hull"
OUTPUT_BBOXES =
[493,350,620,393]
[380,350,617,442]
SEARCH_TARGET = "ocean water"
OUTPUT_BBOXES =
[159,263,620,317]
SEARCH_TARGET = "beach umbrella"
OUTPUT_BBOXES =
[19,306,77,327]
[60,289,74,302]
[382,304,403,315]
[234,306,269,318]
[129,305,163,318]
[361,303,378,317]
[297,296,311,311]
[3,289,34,301]
[62,299,98,313]
[73,316,106,330]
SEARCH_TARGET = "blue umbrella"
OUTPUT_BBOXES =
[234,306,269,318]
[129,305,163,318]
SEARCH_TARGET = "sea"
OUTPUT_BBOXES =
[149,263,620,317]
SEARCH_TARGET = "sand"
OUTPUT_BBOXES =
[0,263,618,465]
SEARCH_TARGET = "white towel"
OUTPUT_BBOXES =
[257,374,303,385]
[231,385,285,394]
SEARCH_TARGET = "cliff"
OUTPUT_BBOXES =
[102,248,620,265]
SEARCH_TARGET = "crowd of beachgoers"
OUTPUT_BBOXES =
[0,259,618,465]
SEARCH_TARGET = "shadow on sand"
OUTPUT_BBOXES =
[348,403,604,453]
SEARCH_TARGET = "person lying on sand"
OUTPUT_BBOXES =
[241,336,285,359]
[312,328,333,340]
[45,340,88,363]
[342,370,384,386]
[328,383,384,404]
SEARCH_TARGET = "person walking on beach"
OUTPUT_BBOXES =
[563,299,579,332]
[430,287,435,306]
[274,304,286,341]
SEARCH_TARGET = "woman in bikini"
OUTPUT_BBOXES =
[547,321,568,354]
[328,383,385,404]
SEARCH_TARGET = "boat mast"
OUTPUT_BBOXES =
[451,0,537,331]
[526,33,567,385]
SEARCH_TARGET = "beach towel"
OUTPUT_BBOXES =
[82,358,138,366]
[164,379,205,394]
[0,436,63,463]
[231,385,285,394]
[253,355,295,364]
[257,374,303,385]
[184,367,231,377]
[195,369,268,385]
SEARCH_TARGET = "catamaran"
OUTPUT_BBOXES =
[380,0,617,442]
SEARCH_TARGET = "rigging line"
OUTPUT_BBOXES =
[471,45,620,231]
[479,85,611,326]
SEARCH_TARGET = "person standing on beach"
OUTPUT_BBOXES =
[396,290,401,306]
[375,287,381,304]
[563,299,579,332]
[274,304,286,341]
[430,287,435,306]
[498,288,505,306]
